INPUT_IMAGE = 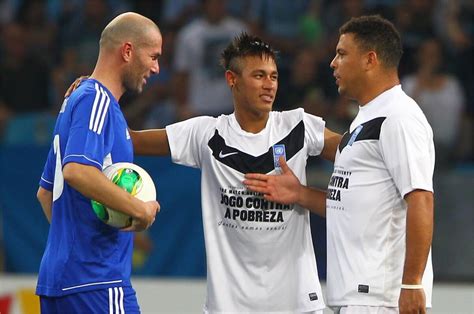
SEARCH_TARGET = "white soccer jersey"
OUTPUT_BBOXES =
[166,109,326,313]
[326,85,434,307]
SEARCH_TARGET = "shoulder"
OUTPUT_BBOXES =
[66,80,101,108]
[168,115,218,132]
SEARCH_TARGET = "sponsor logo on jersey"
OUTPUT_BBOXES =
[358,284,369,293]
[309,292,318,301]
[219,151,238,158]
[348,125,363,146]
[272,144,286,173]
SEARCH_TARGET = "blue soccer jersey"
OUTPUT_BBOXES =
[37,79,134,297]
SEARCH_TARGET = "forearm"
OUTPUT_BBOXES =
[298,186,327,217]
[37,187,53,223]
[129,128,170,156]
[402,190,434,284]
[63,163,147,220]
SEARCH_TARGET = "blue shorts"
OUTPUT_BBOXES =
[40,286,140,313]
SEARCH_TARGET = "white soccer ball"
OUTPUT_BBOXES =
[91,162,156,228]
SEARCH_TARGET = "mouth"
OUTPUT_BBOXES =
[333,74,340,85]
[260,94,274,103]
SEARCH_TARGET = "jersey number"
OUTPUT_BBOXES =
[53,135,64,202]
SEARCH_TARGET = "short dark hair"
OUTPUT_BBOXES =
[220,32,278,74]
[339,15,403,68]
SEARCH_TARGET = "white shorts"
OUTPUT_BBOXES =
[331,306,398,314]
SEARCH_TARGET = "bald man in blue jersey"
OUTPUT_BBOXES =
[36,12,161,313]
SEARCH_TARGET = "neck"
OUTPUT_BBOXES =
[234,108,269,134]
[89,60,125,101]
[358,71,399,106]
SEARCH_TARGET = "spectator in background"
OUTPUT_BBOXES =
[0,23,51,139]
[59,0,115,75]
[434,0,474,162]
[276,47,329,117]
[16,0,57,65]
[395,0,437,76]
[173,0,247,119]
[247,0,309,73]
[402,38,465,168]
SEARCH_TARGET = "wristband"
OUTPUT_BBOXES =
[401,284,423,289]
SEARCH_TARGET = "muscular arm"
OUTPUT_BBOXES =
[399,189,434,313]
[63,162,158,230]
[244,158,327,217]
[129,128,170,156]
[320,128,342,162]
[37,187,53,223]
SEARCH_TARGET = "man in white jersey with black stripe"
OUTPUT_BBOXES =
[245,16,435,314]
[130,33,341,313]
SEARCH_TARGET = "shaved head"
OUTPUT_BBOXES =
[100,12,161,50]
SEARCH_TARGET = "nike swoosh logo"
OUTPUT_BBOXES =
[219,151,238,158]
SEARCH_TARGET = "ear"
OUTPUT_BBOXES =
[365,51,378,70]
[225,70,237,89]
[121,42,133,62]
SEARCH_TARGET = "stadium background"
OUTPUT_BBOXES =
[0,0,472,313]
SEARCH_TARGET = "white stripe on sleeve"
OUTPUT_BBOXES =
[89,83,101,130]
[97,91,110,135]
[114,287,119,314]
[92,87,107,133]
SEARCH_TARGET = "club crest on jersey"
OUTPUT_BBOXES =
[348,125,364,146]
[272,144,286,172]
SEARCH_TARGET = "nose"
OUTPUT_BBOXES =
[151,60,160,75]
[262,76,276,90]
[330,56,337,69]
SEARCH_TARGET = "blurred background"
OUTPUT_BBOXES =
[0,0,473,313]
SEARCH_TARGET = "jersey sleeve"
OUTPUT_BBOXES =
[379,115,435,198]
[39,146,55,191]
[63,86,113,169]
[166,116,215,168]
[303,112,326,156]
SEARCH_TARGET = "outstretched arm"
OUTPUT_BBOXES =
[320,128,342,162]
[244,157,327,217]
[399,189,433,314]
[129,128,171,156]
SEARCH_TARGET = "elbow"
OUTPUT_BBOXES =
[37,187,50,203]
[63,162,82,186]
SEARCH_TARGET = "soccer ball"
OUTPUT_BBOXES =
[91,162,156,228]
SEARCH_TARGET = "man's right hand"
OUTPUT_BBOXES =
[244,157,302,205]
[65,76,89,97]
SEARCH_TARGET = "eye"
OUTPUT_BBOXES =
[254,74,263,79]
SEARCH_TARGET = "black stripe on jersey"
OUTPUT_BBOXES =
[208,120,305,174]
[339,117,386,152]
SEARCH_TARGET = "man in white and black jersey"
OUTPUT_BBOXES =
[245,16,435,314]
[130,33,341,313]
